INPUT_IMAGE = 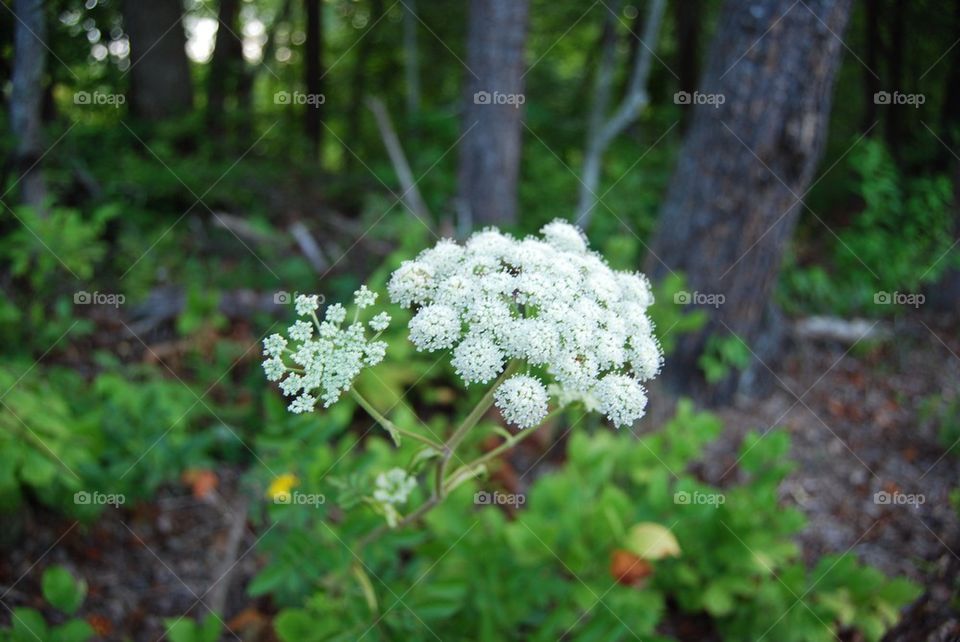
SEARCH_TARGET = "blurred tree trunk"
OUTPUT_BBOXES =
[304,0,324,159]
[345,0,383,174]
[456,0,529,228]
[403,0,421,118]
[9,0,47,212]
[673,0,701,131]
[645,0,853,405]
[861,0,880,132]
[122,0,193,120]
[207,0,243,136]
[884,0,905,161]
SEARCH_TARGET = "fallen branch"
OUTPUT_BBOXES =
[366,96,433,228]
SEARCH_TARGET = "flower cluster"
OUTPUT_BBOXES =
[373,468,417,506]
[388,220,661,428]
[262,290,390,414]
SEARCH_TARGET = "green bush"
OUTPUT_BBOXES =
[252,401,919,641]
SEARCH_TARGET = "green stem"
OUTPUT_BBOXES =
[435,361,520,497]
[350,388,443,450]
[446,406,561,485]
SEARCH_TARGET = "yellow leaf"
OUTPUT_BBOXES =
[625,522,681,560]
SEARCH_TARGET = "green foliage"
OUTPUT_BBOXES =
[41,565,87,615]
[698,332,752,384]
[255,401,918,641]
[781,139,955,315]
[163,616,223,642]
[0,361,219,517]
[0,567,93,642]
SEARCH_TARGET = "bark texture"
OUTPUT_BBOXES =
[645,0,853,404]
[457,0,529,228]
[207,0,243,134]
[10,0,48,211]
[123,0,193,120]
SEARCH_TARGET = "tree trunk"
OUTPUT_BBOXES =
[884,0,905,161]
[645,0,853,405]
[304,0,324,159]
[403,0,421,118]
[207,0,243,136]
[456,0,529,228]
[9,0,47,212]
[345,0,384,174]
[861,0,880,132]
[122,0,193,120]
[673,0,702,131]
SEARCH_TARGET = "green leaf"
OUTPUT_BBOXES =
[11,608,48,642]
[42,566,86,615]
[702,581,735,616]
[50,619,94,642]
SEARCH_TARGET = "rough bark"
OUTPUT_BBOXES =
[345,0,383,174]
[122,0,193,120]
[645,0,853,404]
[456,0,529,228]
[207,0,243,135]
[304,0,324,158]
[10,0,48,212]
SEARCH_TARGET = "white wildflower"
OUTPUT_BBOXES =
[451,334,505,385]
[289,393,317,414]
[594,374,647,428]
[495,374,549,429]
[386,220,660,427]
[325,303,347,325]
[408,304,461,351]
[295,294,320,316]
[262,356,286,382]
[369,312,391,333]
[288,320,313,342]
[263,334,287,357]
[373,468,417,505]
[354,285,377,309]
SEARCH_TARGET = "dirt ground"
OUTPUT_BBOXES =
[1,312,957,641]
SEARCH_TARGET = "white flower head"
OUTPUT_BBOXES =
[594,374,648,428]
[451,334,505,385]
[263,334,287,357]
[373,468,417,506]
[387,222,661,428]
[263,282,390,410]
[288,320,313,342]
[369,312,391,333]
[409,304,462,351]
[295,294,320,316]
[495,374,549,429]
[354,285,377,309]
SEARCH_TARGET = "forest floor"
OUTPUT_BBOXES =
[1,311,957,641]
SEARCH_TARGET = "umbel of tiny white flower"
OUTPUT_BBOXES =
[388,219,662,428]
[373,468,417,506]
[262,289,391,413]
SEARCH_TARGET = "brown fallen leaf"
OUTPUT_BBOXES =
[610,548,653,587]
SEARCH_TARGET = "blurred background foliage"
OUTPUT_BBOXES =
[0,0,957,639]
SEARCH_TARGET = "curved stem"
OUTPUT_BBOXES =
[350,388,443,450]
[435,361,519,497]
[446,405,562,485]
